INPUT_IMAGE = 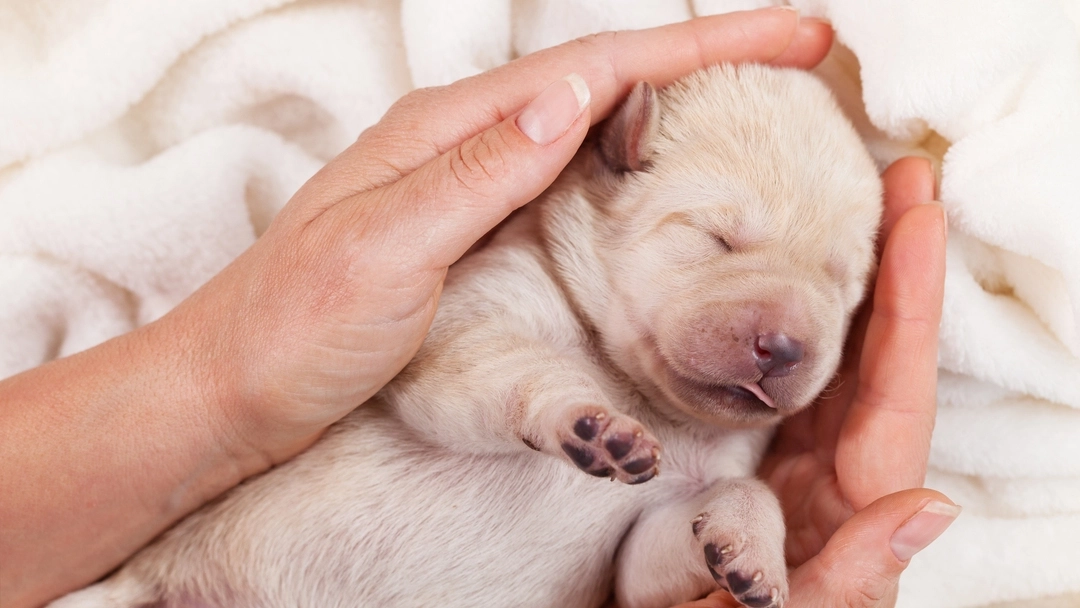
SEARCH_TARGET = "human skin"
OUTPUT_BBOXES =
[671,158,952,608]
[0,8,950,608]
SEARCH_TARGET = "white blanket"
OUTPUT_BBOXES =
[2,1,1078,606]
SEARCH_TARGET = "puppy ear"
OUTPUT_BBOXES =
[599,81,659,173]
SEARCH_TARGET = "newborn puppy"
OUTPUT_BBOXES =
[51,64,881,608]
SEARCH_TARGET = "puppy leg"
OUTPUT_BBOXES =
[616,478,787,608]
[386,332,660,483]
[693,479,788,608]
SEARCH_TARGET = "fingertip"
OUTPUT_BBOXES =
[769,17,835,68]
[891,494,961,562]
[681,7,803,71]
[794,489,958,604]
[516,73,592,146]
[887,202,948,266]
[873,200,947,347]
[882,156,936,236]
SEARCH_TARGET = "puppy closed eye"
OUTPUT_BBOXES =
[711,233,733,253]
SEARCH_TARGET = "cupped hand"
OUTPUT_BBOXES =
[159,8,835,465]
[677,158,954,608]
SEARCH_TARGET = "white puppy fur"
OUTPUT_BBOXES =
[50,64,882,608]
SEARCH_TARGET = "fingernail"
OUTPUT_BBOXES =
[770,5,800,15]
[930,201,949,236]
[924,199,950,237]
[890,500,961,562]
[517,73,590,146]
[917,156,940,201]
[802,15,832,27]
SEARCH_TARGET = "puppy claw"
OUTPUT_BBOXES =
[692,514,707,537]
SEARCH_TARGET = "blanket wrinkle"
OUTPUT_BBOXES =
[0,0,299,166]
[2,1,1078,606]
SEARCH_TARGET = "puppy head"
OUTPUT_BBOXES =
[583,65,882,428]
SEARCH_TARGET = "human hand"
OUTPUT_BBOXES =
[160,7,835,466]
[0,10,839,607]
[675,158,953,608]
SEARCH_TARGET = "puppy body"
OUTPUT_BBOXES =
[50,65,881,608]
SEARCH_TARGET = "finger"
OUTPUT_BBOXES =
[881,157,935,239]
[791,157,936,460]
[836,203,947,509]
[850,157,935,361]
[770,17,834,68]
[322,73,592,271]
[669,594,739,608]
[305,8,831,202]
[788,490,960,608]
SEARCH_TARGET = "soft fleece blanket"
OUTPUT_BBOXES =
[2,1,1078,606]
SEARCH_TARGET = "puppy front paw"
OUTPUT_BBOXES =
[556,406,660,484]
[692,512,788,608]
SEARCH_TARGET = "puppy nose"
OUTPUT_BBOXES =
[754,333,804,377]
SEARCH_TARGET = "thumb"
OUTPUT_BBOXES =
[789,489,961,608]
[346,73,592,270]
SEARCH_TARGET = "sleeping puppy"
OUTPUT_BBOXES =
[50,64,882,608]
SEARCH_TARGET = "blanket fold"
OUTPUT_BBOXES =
[3,1,1077,606]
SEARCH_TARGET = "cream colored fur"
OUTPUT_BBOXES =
[49,64,882,608]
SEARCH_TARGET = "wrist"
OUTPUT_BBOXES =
[152,264,327,476]
[0,309,273,606]
[139,302,279,486]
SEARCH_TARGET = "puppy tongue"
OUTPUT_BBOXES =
[739,382,777,409]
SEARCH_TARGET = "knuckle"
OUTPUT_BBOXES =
[572,30,617,49]
[368,86,448,140]
[388,85,448,115]
[448,127,511,190]
[841,571,897,607]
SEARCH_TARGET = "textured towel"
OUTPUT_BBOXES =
[2,1,1078,606]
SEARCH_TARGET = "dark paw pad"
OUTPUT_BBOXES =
[704,543,732,568]
[741,593,776,608]
[561,442,595,469]
[573,416,601,441]
[622,455,656,475]
[626,468,656,484]
[558,407,661,484]
[726,571,756,595]
[604,432,634,459]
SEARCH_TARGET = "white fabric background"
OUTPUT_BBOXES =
[2,1,1078,606]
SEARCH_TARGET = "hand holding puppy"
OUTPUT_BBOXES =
[0,8,949,608]
[674,159,952,608]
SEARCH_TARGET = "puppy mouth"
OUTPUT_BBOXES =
[665,368,780,416]
[640,333,783,420]
[728,383,777,409]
